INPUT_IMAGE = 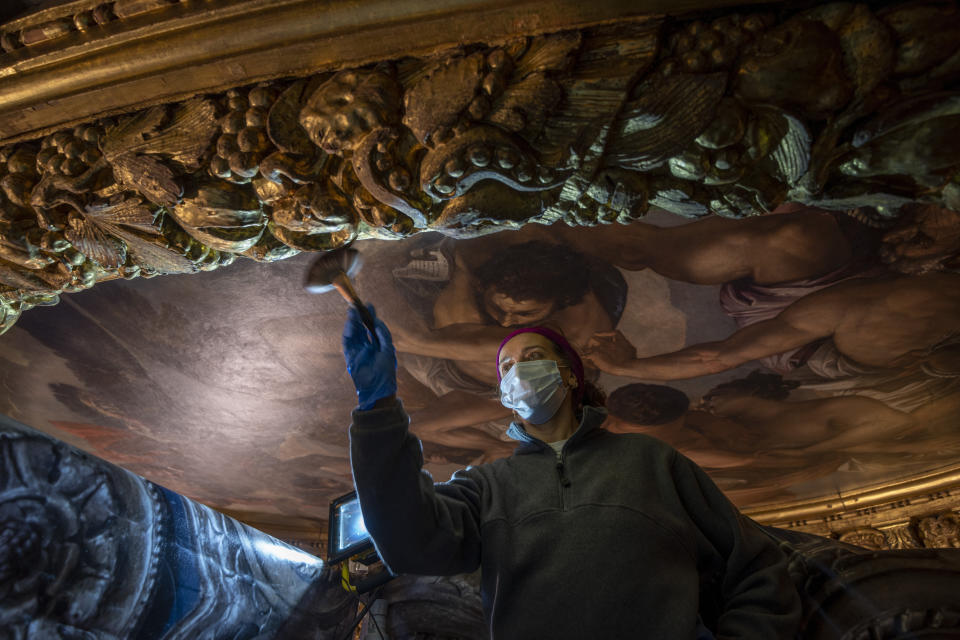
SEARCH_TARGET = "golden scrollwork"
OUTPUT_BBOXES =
[837,528,889,551]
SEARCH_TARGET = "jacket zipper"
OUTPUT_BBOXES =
[556,452,571,510]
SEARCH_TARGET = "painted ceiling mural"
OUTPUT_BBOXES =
[1,204,958,525]
[1,0,960,534]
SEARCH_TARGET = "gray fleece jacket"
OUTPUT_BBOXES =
[349,399,801,639]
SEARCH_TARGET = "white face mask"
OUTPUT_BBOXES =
[499,360,569,425]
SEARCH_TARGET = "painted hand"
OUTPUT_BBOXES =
[342,305,398,410]
[583,330,637,374]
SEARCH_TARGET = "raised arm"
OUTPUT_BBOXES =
[350,399,483,575]
[389,315,507,362]
[342,306,483,575]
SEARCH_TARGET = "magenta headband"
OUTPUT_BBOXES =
[496,327,585,403]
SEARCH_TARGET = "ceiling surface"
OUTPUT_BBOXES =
[2,206,958,525]
[1,0,959,536]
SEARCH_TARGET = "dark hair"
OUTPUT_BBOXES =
[704,370,799,402]
[537,324,606,409]
[474,241,592,312]
[578,380,607,410]
[607,383,689,425]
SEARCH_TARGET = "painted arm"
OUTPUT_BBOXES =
[585,314,828,380]
[389,292,614,363]
[389,317,506,362]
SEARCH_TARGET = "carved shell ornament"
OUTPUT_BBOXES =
[0,1,959,333]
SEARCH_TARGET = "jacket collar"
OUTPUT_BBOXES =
[506,405,608,453]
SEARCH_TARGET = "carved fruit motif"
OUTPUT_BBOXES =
[210,85,280,184]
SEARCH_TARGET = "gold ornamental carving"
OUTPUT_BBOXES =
[1,0,959,336]
[837,528,888,551]
[877,522,924,550]
[748,462,960,550]
[918,512,960,548]
[0,0,752,144]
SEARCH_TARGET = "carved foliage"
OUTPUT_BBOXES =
[918,511,960,548]
[880,522,925,550]
[828,509,960,552]
[1,0,959,333]
[102,98,219,205]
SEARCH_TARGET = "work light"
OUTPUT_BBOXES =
[327,490,375,564]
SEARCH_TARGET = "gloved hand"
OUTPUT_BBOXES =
[342,304,398,410]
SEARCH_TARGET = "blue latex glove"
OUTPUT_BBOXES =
[342,304,398,410]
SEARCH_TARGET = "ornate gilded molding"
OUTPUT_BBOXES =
[746,463,960,549]
[0,0,958,336]
[0,0,759,144]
